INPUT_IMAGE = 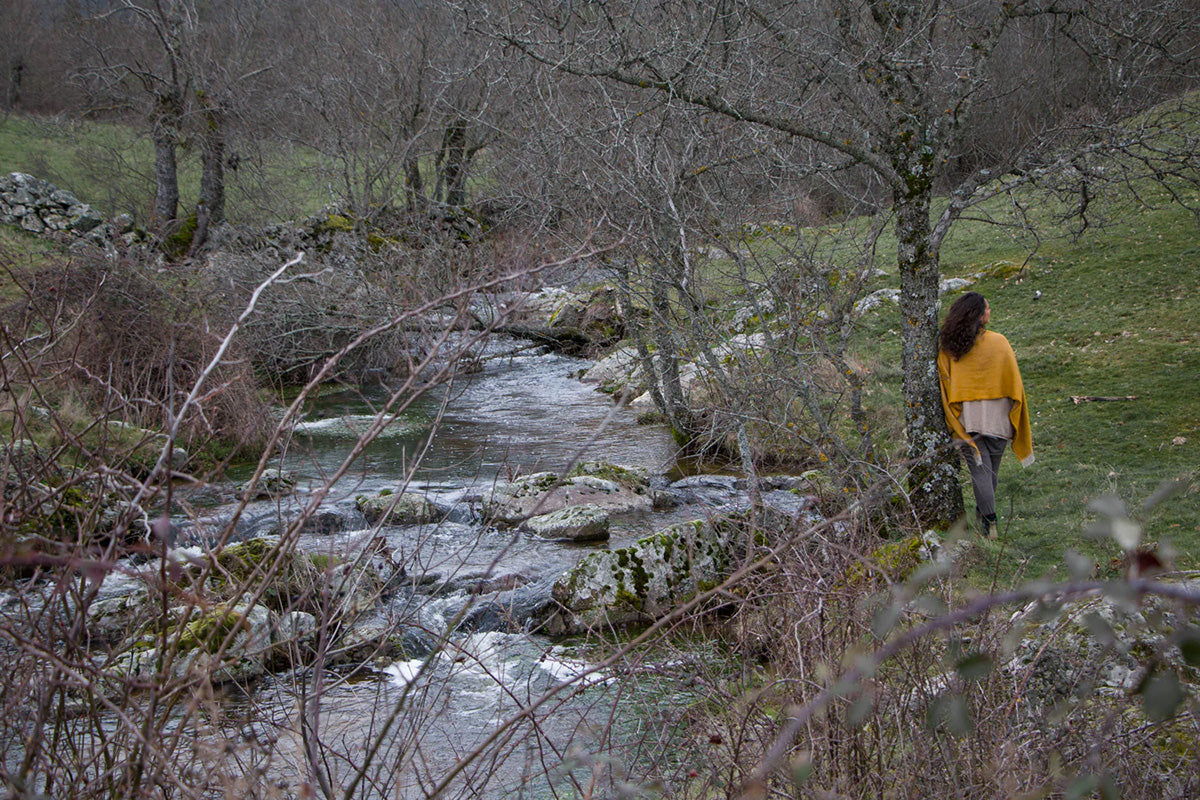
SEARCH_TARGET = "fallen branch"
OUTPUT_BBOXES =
[1071,395,1138,404]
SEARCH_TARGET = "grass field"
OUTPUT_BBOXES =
[0,113,328,224]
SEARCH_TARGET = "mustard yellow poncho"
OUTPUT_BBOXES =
[937,330,1034,466]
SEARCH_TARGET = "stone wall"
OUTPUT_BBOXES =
[0,172,128,245]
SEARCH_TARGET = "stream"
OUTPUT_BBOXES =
[183,338,706,797]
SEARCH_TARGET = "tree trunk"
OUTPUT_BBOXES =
[6,58,22,108]
[438,118,468,206]
[151,91,182,230]
[895,188,964,527]
[191,92,225,255]
[404,155,424,212]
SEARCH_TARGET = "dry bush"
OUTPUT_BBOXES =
[673,506,1200,800]
[1,243,272,457]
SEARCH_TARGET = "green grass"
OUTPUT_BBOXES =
[851,180,1200,582]
[948,193,1200,580]
[0,114,159,220]
[0,113,329,225]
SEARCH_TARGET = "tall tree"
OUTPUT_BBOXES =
[482,0,1200,525]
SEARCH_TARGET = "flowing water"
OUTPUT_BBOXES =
[217,338,691,798]
[282,336,676,493]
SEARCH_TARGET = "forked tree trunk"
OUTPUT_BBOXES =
[192,92,225,254]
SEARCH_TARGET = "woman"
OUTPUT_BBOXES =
[937,292,1034,538]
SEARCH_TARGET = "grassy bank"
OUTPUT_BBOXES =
[856,183,1200,580]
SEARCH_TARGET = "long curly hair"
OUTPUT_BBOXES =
[939,292,988,360]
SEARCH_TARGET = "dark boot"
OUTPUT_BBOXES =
[982,513,999,540]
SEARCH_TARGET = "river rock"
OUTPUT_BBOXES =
[666,474,742,507]
[239,468,297,500]
[521,504,611,542]
[460,576,559,633]
[293,507,352,536]
[106,598,279,685]
[356,490,446,526]
[580,345,645,395]
[482,471,652,525]
[543,515,745,635]
[174,599,277,683]
[328,615,433,666]
[276,610,317,644]
[87,589,152,643]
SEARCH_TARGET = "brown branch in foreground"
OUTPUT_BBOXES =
[736,577,1200,798]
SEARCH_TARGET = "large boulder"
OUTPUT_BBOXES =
[356,490,446,526]
[521,504,611,542]
[104,597,279,685]
[543,515,745,635]
[481,466,652,525]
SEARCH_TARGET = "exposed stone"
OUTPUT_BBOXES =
[356,490,446,526]
[1,172,115,245]
[328,615,432,667]
[854,287,901,314]
[87,590,153,643]
[240,468,298,500]
[544,515,744,635]
[580,345,645,395]
[522,504,611,542]
[939,277,975,295]
[276,610,317,644]
[1006,581,1200,707]
[481,468,651,525]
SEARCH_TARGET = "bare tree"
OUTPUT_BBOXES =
[263,0,511,226]
[72,0,273,242]
[478,0,1200,525]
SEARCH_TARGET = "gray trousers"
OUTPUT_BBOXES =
[964,435,1008,520]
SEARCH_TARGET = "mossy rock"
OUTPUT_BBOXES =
[239,468,298,500]
[838,533,939,590]
[567,461,649,493]
[161,213,198,259]
[547,516,741,635]
[177,607,247,654]
[482,471,652,526]
[318,213,356,234]
[211,537,324,613]
[355,491,445,526]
